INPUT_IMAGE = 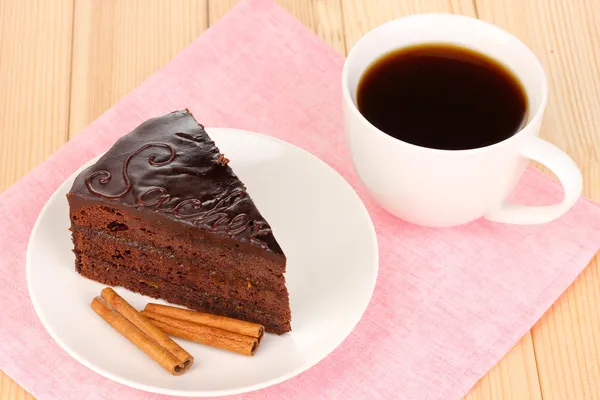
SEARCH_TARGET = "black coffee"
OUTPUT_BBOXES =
[356,44,528,150]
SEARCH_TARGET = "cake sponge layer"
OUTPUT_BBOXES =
[77,251,291,334]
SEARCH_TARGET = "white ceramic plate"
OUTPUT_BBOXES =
[26,128,378,397]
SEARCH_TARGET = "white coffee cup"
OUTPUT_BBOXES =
[342,13,583,227]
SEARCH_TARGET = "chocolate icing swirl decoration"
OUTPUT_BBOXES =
[85,143,176,199]
[84,142,271,249]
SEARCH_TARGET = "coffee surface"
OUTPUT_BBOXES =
[356,44,528,150]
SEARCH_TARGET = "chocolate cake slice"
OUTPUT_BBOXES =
[67,110,291,334]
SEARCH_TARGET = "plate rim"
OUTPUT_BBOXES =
[26,127,379,397]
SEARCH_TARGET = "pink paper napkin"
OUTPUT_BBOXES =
[1,0,600,399]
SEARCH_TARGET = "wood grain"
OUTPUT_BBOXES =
[208,0,346,53]
[465,334,542,400]
[69,0,208,136]
[0,372,33,400]
[0,0,74,192]
[2,0,600,399]
[340,0,476,50]
[533,254,600,400]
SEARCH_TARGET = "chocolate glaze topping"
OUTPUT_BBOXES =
[69,110,284,256]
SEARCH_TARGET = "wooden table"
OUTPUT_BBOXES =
[1,1,598,399]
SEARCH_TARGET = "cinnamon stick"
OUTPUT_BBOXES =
[144,303,264,341]
[91,288,193,375]
[141,310,260,356]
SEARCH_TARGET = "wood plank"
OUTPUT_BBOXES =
[341,0,476,51]
[341,2,542,399]
[476,0,600,399]
[0,371,33,400]
[69,0,208,136]
[533,254,600,400]
[0,0,74,192]
[464,335,542,400]
[208,0,346,54]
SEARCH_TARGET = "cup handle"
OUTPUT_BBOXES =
[484,137,583,224]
